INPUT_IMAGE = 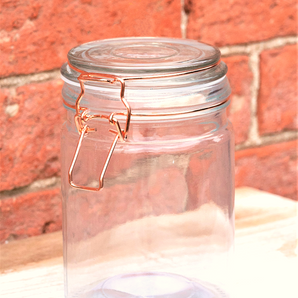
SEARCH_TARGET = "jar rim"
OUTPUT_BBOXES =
[61,37,231,116]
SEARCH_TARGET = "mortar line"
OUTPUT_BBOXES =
[180,0,188,39]
[235,130,298,151]
[0,177,61,199]
[247,50,261,146]
[220,36,297,57]
[0,69,60,88]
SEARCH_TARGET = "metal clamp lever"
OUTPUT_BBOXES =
[69,123,120,191]
[68,71,131,191]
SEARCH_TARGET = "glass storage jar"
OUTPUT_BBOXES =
[60,37,234,298]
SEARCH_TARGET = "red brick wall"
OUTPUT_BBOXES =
[0,0,297,243]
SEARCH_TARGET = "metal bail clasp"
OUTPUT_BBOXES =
[68,71,131,191]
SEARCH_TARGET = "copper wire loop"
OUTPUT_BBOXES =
[67,60,226,191]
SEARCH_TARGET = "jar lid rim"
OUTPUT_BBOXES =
[67,37,221,76]
[62,38,231,116]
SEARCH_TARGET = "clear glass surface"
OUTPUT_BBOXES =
[61,105,234,298]
[61,37,234,298]
[67,37,220,75]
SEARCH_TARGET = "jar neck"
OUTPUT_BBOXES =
[65,102,229,144]
[61,71,231,117]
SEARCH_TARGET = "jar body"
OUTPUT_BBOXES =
[61,86,235,297]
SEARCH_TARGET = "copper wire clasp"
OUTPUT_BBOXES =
[67,60,222,191]
[68,72,131,191]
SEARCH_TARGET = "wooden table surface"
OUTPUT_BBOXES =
[0,187,297,298]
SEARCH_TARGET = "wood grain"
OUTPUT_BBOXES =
[0,229,63,273]
[0,187,297,298]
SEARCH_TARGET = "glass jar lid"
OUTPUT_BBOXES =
[61,37,231,116]
[67,37,220,76]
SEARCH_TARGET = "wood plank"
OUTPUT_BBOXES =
[0,187,296,272]
[0,230,63,273]
[0,187,297,298]
[235,187,297,228]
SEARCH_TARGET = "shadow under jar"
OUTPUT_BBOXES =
[60,37,234,298]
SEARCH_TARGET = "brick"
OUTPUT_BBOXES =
[224,55,253,144]
[185,0,297,46]
[258,44,298,135]
[0,0,181,77]
[235,140,298,200]
[0,80,65,191]
[0,188,62,243]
